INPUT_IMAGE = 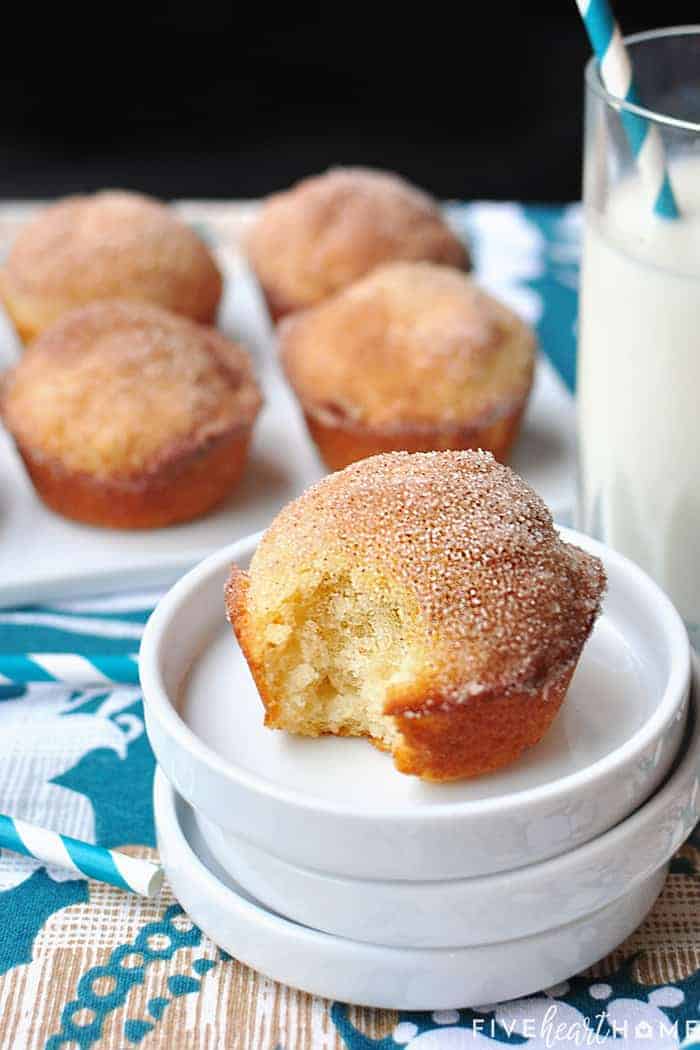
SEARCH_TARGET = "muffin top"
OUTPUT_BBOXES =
[1,300,261,480]
[245,450,606,708]
[280,262,536,429]
[0,190,222,331]
[247,168,469,316]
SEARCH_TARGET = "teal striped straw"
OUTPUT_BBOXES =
[0,653,139,687]
[575,0,680,219]
[0,813,163,897]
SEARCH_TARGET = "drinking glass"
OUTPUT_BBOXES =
[577,26,700,645]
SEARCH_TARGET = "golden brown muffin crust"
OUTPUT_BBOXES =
[280,262,536,431]
[227,452,605,779]
[236,451,604,707]
[2,300,261,482]
[0,190,222,340]
[247,168,470,317]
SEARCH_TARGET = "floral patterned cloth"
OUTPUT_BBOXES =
[0,201,698,1049]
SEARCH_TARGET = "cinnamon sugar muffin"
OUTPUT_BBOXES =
[226,451,605,781]
[0,191,223,343]
[1,301,262,528]
[279,262,536,469]
[246,168,469,320]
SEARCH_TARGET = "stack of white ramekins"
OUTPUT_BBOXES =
[141,529,699,1010]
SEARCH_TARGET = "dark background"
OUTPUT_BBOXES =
[2,4,698,203]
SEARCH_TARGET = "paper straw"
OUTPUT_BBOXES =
[575,0,679,218]
[0,813,163,897]
[0,653,139,687]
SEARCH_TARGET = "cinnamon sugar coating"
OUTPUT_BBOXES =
[246,168,469,319]
[0,191,222,342]
[227,451,605,780]
[2,301,262,528]
[280,262,536,468]
[281,262,535,428]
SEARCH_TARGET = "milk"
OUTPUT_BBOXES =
[578,156,700,641]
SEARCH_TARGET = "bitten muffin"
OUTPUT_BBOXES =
[246,167,469,320]
[1,300,262,528]
[0,190,223,343]
[226,451,605,781]
[279,262,536,469]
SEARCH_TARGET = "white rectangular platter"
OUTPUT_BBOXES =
[0,213,577,607]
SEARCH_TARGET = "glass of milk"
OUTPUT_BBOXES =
[577,26,700,647]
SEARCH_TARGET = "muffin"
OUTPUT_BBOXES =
[0,190,223,343]
[279,262,536,469]
[246,167,469,320]
[1,300,262,528]
[226,450,605,781]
